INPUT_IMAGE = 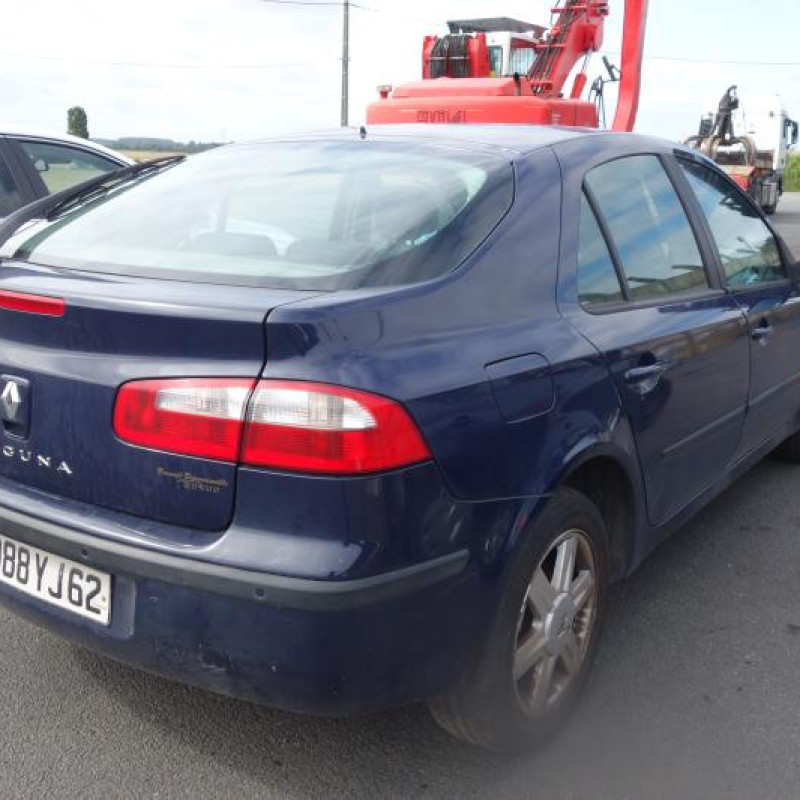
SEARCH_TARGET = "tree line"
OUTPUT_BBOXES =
[67,106,222,154]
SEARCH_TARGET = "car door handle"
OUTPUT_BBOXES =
[624,362,669,396]
[752,320,773,341]
[625,363,667,384]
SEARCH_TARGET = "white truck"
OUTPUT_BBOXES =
[686,87,798,214]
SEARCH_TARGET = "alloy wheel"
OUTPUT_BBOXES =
[512,529,598,717]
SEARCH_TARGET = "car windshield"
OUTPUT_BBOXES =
[4,139,514,290]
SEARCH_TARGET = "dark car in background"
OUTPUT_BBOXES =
[0,126,131,218]
[0,125,796,752]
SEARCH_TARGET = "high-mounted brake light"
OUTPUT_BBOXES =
[0,289,65,316]
[113,378,431,474]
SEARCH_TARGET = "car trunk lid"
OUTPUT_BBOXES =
[0,261,315,530]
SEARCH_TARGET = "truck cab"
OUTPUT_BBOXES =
[733,95,798,176]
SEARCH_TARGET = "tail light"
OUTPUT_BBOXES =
[113,378,431,474]
[0,289,65,316]
[113,379,254,461]
[241,381,430,473]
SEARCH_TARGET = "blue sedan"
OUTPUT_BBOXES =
[0,125,796,751]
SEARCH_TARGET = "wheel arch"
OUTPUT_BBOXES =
[557,446,641,581]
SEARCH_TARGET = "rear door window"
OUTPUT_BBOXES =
[17,140,120,194]
[679,159,785,286]
[577,193,624,306]
[0,151,22,216]
[585,155,709,302]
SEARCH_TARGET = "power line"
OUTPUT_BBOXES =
[0,51,335,70]
[650,55,800,67]
[602,51,800,67]
[259,0,342,5]
[259,0,373,8]
[348,3,440,25]
[8,25,795,73]
[4,48,796,72]
[261,3,799,51]
[260,0,439,25]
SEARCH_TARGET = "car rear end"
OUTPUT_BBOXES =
[0,135,516,713]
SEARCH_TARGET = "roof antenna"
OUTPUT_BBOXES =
[359,125,367,140]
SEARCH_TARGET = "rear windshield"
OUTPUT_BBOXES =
[6,140,514,290]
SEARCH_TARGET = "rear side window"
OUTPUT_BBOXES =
[586,155,708,302]
[8,142,514,290]
[679,159,785,286]
[18,140,119,194]
[577,194,623,306]
[0,153,22,217]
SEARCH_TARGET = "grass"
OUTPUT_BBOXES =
[37,149,187,192]
[786,153,800,191]
[41,165,105,193]
[118,149,185,163]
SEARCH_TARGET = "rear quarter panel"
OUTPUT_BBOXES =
[264,147,641,510]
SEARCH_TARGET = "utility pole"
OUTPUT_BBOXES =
[341,0,349,126]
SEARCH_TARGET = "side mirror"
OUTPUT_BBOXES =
[33,158,49,173]
[775,234,800,282]
[788,260,800,287]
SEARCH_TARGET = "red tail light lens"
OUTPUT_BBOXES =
[113,378,431,474]
[0,289,65,316]
[113,379,255,461]
[241,380,431,474]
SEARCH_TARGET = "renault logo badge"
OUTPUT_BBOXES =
[0,381,21,422]
[0,375,30,436]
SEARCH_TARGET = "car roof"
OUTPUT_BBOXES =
[241,124,675,157]
[0,125,133,164]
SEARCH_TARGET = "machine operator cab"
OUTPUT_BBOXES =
[452,18,545,77]
[424,17,545,79]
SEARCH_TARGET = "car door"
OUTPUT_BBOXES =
[678,156,800,458]
[8,138,122,198]
[560,152,750,526]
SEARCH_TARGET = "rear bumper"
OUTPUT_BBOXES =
[0,501,492,716]
[0,500,469,610]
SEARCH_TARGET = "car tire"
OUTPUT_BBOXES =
[763,204,777,216]
[772,431,800,462]
[429,487,609,753]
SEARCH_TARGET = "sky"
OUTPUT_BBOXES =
[2,0,799,144]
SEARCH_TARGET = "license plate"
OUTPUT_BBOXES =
[0,534,111,625]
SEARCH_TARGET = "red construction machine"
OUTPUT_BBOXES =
[366,0,649,132]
